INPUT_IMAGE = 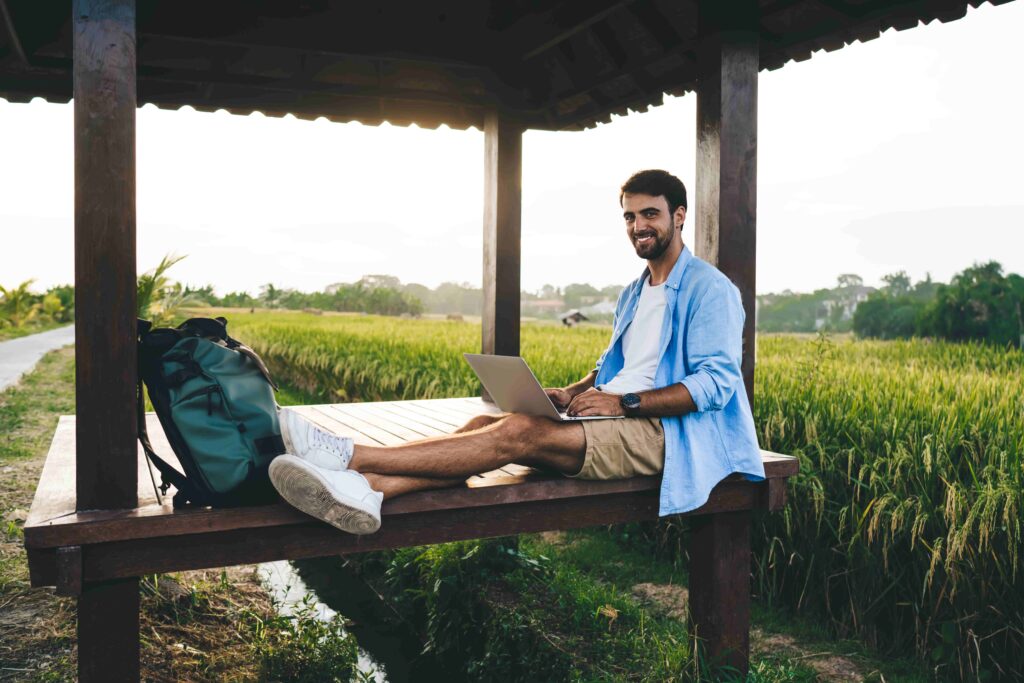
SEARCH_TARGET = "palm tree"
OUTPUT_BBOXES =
[138,254,201,326]
[0,279,41,328]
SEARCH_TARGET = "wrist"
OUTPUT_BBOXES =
[620,392,642,414]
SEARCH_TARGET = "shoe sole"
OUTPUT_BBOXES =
[269,455,380,535]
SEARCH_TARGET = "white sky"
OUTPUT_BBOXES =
[1,2,1023,297]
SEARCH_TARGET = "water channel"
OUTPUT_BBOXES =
[259,557,449,682]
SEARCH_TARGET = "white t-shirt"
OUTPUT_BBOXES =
[599,276,667,394]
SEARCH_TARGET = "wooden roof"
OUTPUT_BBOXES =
[0,0,1013,130]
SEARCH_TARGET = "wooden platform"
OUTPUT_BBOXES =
[24,397,798,592]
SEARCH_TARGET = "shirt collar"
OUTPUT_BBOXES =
[638,244,693,292]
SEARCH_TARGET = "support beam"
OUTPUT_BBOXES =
[481,110,523,358]
[695,0,759,409]
[79,577,140,682]
[688,510,752,676]
[74,0,137,511]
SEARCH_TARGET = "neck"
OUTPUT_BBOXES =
[646,238,684,285]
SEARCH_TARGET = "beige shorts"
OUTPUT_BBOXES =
[569,416,665,480]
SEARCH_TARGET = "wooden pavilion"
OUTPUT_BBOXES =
[1,0,1012,680]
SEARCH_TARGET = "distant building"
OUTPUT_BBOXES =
[560,309,588,327]
[816,285,875,330]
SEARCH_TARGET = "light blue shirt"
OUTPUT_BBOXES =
[594,245,765,516]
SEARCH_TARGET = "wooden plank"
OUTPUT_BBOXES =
[392,401,465,428]
[377,402,462,434]
[24,472,773,552]
[74,0,138,512]
[695,0,759,411]
[481,109,523,361]
[406,399,486,423]
[317,404,408,446]
[301,405,384,446]
[25,416,77,527]
[343,402,446,439]
[689,510,752,676]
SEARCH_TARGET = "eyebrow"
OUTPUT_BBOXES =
[623,206,661,218]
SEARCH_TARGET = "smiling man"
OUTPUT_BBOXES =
[268,169,766,534]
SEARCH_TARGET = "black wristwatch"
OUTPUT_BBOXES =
[620,393,641,412]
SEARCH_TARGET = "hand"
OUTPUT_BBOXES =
[545,387,572,411]
[566,388,624,417]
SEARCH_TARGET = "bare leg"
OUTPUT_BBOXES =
[350,413,585,479]
[453,413,507,433]
[362,472,463,500]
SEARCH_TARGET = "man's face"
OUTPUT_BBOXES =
[621,193,684,261]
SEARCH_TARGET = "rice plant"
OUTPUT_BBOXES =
[219,310,1022,680]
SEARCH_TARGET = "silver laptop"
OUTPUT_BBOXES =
[464,354,624,421]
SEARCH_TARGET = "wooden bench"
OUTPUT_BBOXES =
[25,397,798,675]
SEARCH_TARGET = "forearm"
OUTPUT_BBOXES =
[565,370,597,398]
[630,382,697,418]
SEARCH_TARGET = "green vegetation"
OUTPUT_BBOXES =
[220,310,1022,680]
[0,280,73,339]
[222,310,609,402]
[342,529,924,681]
[759,262,1024,348]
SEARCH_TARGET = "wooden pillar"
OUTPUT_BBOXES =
[688,510,752,676]
[74,1,139,680]
[74,0,137,511]
[694,0,759,409]
[481,110,523,358]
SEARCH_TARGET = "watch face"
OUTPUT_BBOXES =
[622,393,641,409]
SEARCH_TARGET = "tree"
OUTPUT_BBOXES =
[836,273,863,289]
[920,261,1023,346]
[138,254,202,326]
[881,271,912,297]
[0,280,40,328]
[259,283,281,308]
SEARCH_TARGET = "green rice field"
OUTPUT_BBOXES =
[219,309,1023,680]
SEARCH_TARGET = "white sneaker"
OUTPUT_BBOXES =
[269,454,382,535]
[279,407,354,471]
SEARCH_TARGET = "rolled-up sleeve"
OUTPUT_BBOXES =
[679,280,745,412]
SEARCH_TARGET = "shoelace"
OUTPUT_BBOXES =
[310,427,350,460]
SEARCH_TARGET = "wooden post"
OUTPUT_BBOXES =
[688,510,752,676]
[481,110,523,358]
[692,1,758,677]
[694,0,759,410]
[74,0,139,680]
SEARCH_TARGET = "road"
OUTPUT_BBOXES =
[0,325,75,392]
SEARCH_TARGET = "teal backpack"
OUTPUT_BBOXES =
[137,317,285,507]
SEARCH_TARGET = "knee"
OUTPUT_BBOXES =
[462,414,502,431]
[496,413,548,451]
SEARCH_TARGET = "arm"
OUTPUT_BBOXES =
[564,382,697,417]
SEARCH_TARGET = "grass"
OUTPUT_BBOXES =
[0,320,69,342]
[0,347,359,682]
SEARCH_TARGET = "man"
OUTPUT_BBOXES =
[269,169,765,534]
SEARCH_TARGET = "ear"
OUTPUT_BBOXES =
[675,206,687,229]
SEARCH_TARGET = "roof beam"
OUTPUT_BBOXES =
[510,0,637,62]
[0,0,28,65]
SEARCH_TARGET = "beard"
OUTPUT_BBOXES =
[633,229,674,261]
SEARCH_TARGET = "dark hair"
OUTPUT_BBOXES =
[619,169,688,214]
